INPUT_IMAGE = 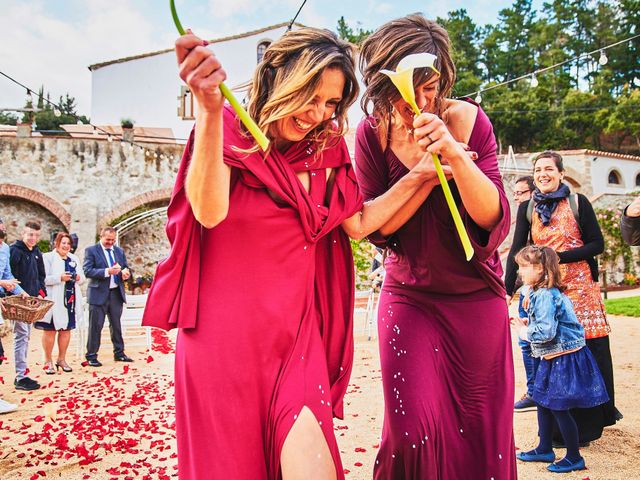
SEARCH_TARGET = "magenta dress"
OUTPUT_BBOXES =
[143,106,363,479]
[354,100,517,479]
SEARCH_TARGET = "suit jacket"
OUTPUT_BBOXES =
[83,243,128,306]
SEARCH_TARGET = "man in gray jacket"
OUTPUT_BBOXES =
[620,196,640,246]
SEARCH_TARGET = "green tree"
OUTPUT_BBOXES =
[483,83,554,150]
[612,0,640,92]
[437,9,483,97]
[0,112,18,125]
[24,89,90,134]
[554,90,606,149]
[605,88,640,150]
[336,16,371,45]
[481,0,537,83]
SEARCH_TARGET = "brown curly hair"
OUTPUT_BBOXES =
[359,13,456,122]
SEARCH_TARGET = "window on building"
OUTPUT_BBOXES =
[636,173,640,187]
[608,169,621,185]
[177,86,195,120]
[257,41,271,63]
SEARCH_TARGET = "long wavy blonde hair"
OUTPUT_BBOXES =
[244,27,359,153]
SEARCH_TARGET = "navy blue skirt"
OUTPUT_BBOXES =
[532,347,609,410]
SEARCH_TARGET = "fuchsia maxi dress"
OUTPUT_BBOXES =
[354,100,517,479]
[143,106,362,479]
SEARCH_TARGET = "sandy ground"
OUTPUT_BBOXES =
[0,305,638,479]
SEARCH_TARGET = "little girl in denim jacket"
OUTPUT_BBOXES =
[515,245,608,473]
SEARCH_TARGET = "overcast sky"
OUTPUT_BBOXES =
[0,0,543,117]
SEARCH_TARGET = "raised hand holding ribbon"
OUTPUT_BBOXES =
[170,0,269,151]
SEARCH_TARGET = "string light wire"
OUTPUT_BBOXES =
[461,32,640,100]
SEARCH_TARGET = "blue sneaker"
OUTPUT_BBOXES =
[516,449,556,463]
[547,457,586,473]
[514,394,536,411]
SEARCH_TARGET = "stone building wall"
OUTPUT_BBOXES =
[119,214,170,280]
[0,136,184,259]
[0,198,66,247]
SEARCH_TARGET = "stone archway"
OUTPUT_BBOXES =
[98,189,172,288]
[0,184,71,229]
[98,188,172,229]
[0,184,71,246]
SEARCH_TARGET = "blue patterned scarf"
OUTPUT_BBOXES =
[533,183,571,226]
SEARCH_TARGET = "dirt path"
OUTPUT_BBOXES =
[1,315,637,479]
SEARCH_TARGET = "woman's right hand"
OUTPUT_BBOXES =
[175,31,227,113]
[61,272,72,282]
[410,151,453,186]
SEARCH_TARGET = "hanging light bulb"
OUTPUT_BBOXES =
[25,89,33,105]
[475,92,482,104]
[107,134,113,143]
[93,126,99,136]
[53,108,61,117]
[530,73,539,88]
[598,50,608,66]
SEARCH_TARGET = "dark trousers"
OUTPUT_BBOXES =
[86,289,125,360]
[519,338,540,398]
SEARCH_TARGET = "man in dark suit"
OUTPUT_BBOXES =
[83,226,133,366]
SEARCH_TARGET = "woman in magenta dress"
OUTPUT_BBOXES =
[143,28,438,479]
[355,15,517,479]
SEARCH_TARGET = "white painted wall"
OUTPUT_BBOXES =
[91,26,290,141]
[590,155,640,193]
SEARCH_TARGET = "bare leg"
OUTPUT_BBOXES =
[281,406,337,480]
[56,330,71,366]
[42,330,56,363]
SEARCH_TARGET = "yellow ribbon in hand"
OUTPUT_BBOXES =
[381,53,474,261]
[170,0,270,151]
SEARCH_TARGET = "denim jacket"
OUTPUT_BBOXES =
[0,242,25,296]
[526,287,586,358]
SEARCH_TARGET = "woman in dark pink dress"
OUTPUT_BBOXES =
[143,28,440,479]
[355,15,517,479]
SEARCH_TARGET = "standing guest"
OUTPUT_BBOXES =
[10,220,46,391]
[1,223,27,360]
[620,195,640,246]
[83,227,132,367]
[511,175,539,411]
[0,298,18,413]
[505,150,618,444]
[0,220,24,413]
[355,14,516,479]
[37,232,84,373]
[513,175,535,205]
[143,27,439,479]
[515,246,608,473]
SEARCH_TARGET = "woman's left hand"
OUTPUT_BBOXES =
[412,113,467,162]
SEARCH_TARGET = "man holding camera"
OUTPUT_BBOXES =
[83,226,132,366]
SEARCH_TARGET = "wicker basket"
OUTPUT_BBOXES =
[1,296,54,323]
